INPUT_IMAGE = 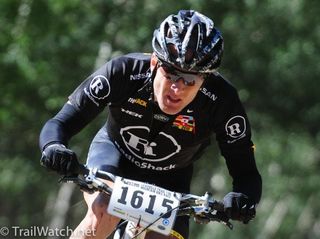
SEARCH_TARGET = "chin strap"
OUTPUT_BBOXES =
[147,62,158,102]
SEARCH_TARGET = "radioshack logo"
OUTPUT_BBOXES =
[225,115,246,143]
[120,126,181,162]
[173,115,195,133]
[89,75,110,99]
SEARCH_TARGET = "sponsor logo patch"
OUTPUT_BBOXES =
[130,72,151,81]
[173,115,195,133]
[128,98,147,107]
[115,141,177,171]
[89,75,110,99]
[225,115,246,143]
[121,108,143,118]
[120,126,181,162]
[154,114,169,122]
[200,87,218,101]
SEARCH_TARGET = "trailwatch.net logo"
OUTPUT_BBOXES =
[0,225,96,238]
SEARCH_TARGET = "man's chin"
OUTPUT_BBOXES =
[158,104,181,115]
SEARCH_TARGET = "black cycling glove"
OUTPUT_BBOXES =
[223,192,256,223]
[40,143,79,175]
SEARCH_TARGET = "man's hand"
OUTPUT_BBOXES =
[40,144,79,175]
[223,192,256,223]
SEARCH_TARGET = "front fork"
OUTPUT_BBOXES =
[124,221,147,239]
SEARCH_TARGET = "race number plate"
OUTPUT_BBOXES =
[107,177,181,235]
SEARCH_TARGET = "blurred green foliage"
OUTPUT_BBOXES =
[0,0,319,238]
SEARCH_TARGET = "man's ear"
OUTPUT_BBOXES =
[150,53,158,71]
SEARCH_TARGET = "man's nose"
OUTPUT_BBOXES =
[170,77,185,92]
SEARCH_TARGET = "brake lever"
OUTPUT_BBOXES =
[206,211,233,230]
[58,175,79,183]
[59,175,96,194]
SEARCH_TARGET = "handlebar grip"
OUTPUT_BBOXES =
[78,164,89,175]
[176,207,195,217]
[210,200,225,212]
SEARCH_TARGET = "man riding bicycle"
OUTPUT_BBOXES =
[40,10,262,239]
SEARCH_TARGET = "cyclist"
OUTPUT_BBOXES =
[40,10,262,239]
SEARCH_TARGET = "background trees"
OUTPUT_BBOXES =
[1,0,319,238]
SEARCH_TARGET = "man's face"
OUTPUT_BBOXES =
[152,56,204,115]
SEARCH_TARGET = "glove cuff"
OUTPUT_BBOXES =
[43,143,66,151]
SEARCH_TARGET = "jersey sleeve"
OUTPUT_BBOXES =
[212,81,262,203]
[68,55,147,110]
[39,54,150,150]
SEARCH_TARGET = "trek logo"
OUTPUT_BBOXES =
[225,115,246,143]
[120,126,181,162]
[89,75,110,99]
[121,108,143,118]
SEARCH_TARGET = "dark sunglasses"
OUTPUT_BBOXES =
[157,60,203,86]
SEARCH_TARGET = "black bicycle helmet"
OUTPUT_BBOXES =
[152,10,224,73]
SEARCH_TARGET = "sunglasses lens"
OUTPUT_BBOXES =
[182,74,196,86]
[159,61,197,86]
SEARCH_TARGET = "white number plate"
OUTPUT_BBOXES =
[107,177,181,235]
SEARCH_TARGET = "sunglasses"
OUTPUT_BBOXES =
[157,60,203,86]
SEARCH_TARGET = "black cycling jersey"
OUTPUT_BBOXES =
[39,53,262,203]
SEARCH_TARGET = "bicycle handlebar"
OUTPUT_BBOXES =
[61,164,233,229]
[78,164,114,181]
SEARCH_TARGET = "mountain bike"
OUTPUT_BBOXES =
[60,165,233,238]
